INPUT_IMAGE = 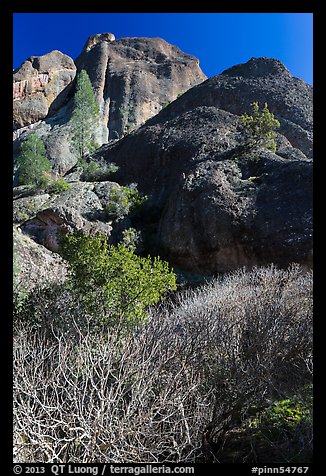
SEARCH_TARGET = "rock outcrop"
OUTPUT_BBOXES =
[83,32,116,52]
[90,57,313,273]
[13,48,313,275]
[147,56,313,159]
[75,35,207,140]
[18,181,119,251]
[13,34,206,175]
[14,226,67,290]
[13,50,76,130]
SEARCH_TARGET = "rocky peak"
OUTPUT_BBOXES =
[221,56,292,79]
[147,56,312,159]
[83,32,116,52]
[13,50,76,82]
[12,41,312,276]
[73,35,207,140]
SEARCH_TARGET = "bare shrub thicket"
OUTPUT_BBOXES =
[13,265,312,463]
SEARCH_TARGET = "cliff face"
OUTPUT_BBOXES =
[13,34,207,175]
[75,35,207,140]
[90,57,312,273]
[13,41,313,275]
[13,50,76,130]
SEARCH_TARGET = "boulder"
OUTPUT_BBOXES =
[13,192,54,224]
[91,57,313,273]
[13,226,67,290]
[147,56,313,159]
[157,151,312,273]
[83,32,116,52]
[13,50,76,129]
[19,181,118,251]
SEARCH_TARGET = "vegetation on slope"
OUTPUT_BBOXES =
[13,265,312,463]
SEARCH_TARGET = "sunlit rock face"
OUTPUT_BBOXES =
[13,34,206,174]
[74,34,207,139]
[13,50,76,130]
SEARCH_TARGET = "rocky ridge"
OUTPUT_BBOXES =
[147,57,313,159]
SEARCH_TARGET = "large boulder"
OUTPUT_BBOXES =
[91,58,312,273]
[13,50,76,130]
[13,226,67,290]
[18,181,118,251]
[157,149,312,273]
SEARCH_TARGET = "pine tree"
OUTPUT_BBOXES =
[241,101,280,152]
[16,133,51,187]
[70,69,100,161]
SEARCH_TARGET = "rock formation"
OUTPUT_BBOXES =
[13,41,313,275]
[74,36,207,140]
[90,57,313,273]
[146,56,313,159]
[13,50,76,130]
[17,182,117,251]
[14,226,67,290]
[13,34,206,175]
[83,32,116,52]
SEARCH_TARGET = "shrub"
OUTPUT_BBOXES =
[248,385,313,463]
[80,158,119,182]
[13,245,29,319]
[124,184,148,214]
[58,230,177,329]
[15,133,52,187]
[48,177,71,194]
[104,187,130,219]
[13,319,211,463]
[255,392,312,438]
[167,264,312,462]
[13,264,312,463]
[104,184,148,220]
[241,101,280,152]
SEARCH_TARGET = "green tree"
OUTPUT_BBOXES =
[70,69,100,161]
[16,133,51,187]
[241,101,280,152]
[59,230,177,329]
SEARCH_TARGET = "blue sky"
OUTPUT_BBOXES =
[13,13,313,84]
